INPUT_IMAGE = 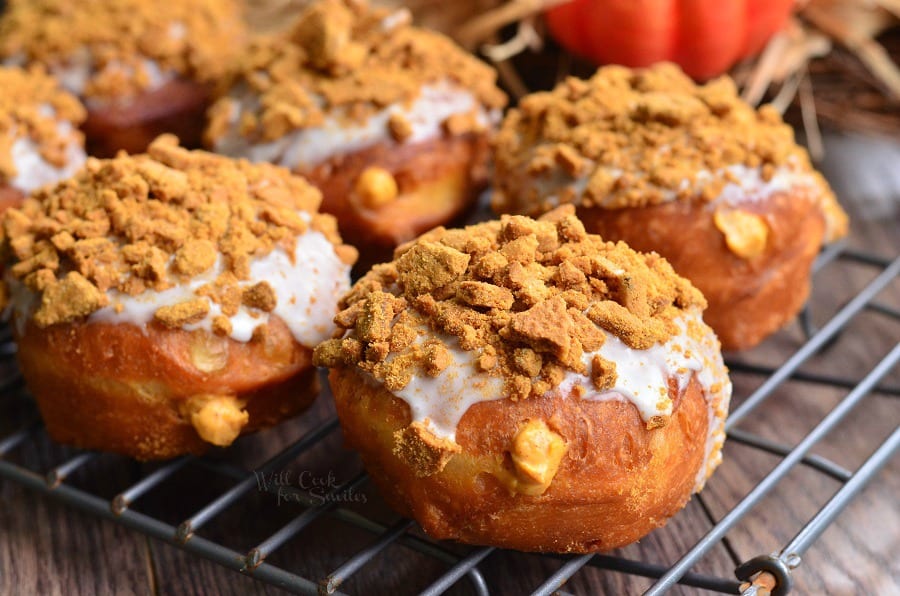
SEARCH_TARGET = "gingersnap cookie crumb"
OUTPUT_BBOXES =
[315,205,705,401]
[205,0,506,146]
[1,135,355,327]
[0,66,85,186]
[492,63,848,241]
[0,0,246,100]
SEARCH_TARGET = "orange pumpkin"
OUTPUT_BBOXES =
[544,0,796,80]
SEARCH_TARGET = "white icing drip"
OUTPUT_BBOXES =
[5,48,175,101]
[377,311,731,488]
[391,334,504,441]
[89,227,349,347]
[9,117,86,193]
[8,220,351,348]
[533,157,820,210]
[213,81,501,169]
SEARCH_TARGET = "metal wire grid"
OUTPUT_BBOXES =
[0,244,897,596]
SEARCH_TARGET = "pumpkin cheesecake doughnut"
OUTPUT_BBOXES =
[314,206,731,552]
[206,0,507,260]
[492,63,849,350]
[0,0,247,157]
[1,136,356,460]
[0,66,86,213]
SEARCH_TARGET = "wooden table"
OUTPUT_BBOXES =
[0,134,898,595]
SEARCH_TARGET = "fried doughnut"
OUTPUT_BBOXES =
[1,136,356,460]
[0,66,86,214]
[0,0,247,156]
[492,63,849,350]
[314,207,731,552]
[206,0,506,262]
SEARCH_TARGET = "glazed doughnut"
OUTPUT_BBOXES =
[314,206,731,552]
[492,63,849,350]
[0,0,247,157]
[1,136,356,460]
[0,66,86,213]
[206,0,506,262]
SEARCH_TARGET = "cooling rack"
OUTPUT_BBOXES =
[0,241,897,596]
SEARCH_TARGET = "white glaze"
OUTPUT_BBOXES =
[532,156,820,210]
[89,227,350,348]
[391,335,504,441]
[9,220,351,348]
[213,80,501,169]
[9,118,86,193]
[379,310,731,490]
[4,48,175,103]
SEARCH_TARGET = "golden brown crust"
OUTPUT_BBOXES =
[577,188,827,350]
[15,315,317,460]
[330,367,708,552]
[301,132,489,261]
[82,78,210,157]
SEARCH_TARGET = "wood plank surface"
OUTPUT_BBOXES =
[0,134,898,595]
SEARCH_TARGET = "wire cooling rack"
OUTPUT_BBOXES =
[0,242,897,596]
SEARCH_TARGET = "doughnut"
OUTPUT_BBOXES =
[314,206,731,552]
[0,66,86,213]
[1,136,357,460]
[491,63,849,350]
[205,0,507,263]
[0,0,247,157]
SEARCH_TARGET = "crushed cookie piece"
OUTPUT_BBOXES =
[173,239,217,276]
[590,355,617,391]
[242,281,277,312]
[154,298,210,328]
[393,422,461,477]
[423,341,452,377]
[508,297,572,358]
[513,347,543,378]
[212,315,233,337]
[313,338,344,367]
[0,0,247,102]
[33,271,108,327]
[396,242,470,296]
[456,280,514,310]
[477,345,498,371]
[365,341,390,363]
[204,0,506,146]
[356,291,401,342]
